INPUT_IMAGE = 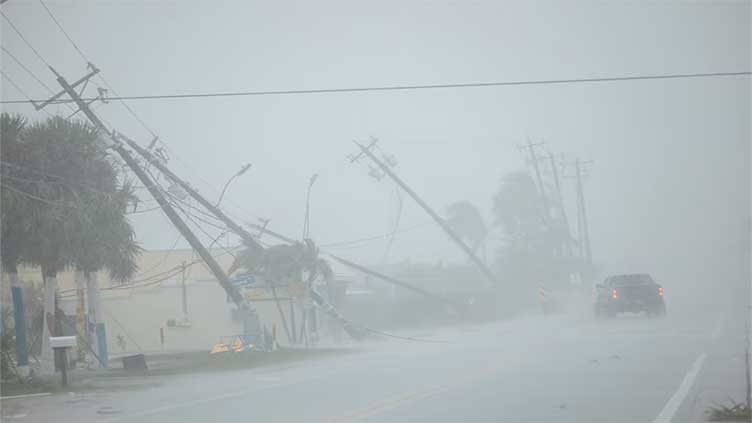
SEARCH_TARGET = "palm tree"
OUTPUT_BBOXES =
[492,171,576,292]
[19,116,140,368]
[1,113,31,275]
[70,177,141,367]
[492,171,546,242]
[445,201,488,258]
[230,239,355,344]
[1,113,30,276]
[0,113,32,370]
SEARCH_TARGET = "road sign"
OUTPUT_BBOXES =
[230,275,257,288]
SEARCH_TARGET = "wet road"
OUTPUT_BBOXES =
[3,301,746,423]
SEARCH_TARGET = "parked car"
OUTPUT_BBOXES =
[593,273,666,318]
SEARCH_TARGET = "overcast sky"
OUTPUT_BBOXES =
[1,1,749,296]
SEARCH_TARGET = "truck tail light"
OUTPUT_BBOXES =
[658,287,663,297]
[612,289,618,300]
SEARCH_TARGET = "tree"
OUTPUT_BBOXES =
[10,116,140,369]
[445,201,488,254]
[492,171,571,294]
[229,239,333,344]
[492,172,545,243]
[0,113,32,371]
[1,113,31,276]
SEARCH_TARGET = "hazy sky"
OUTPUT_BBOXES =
[1,1,749,294]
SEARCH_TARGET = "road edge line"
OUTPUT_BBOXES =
[653,352,708,423]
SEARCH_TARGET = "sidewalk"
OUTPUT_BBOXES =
[1,347,352,398]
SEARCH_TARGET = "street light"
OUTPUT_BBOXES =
[302,173,318,240]
[216,163,252,207]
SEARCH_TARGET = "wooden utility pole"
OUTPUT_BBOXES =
[116,133,265,255]
[45,68,261,334]
[518,139,550,223]
[549,153,573,256]
[356,142,498,287]
[574,159,592,265]
[124,144,456,309]
[121,132,458,337]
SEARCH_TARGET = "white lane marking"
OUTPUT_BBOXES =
[0,392,52,400]
[653,352,707,423]
[711,314,726,341]
[98,380,296,423]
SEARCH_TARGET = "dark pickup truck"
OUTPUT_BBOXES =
[593,273,666,318]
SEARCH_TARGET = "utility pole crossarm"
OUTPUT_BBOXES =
[355,142,499,286]
[37,67,100,110]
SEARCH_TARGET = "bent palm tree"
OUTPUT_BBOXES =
[230,239,361,342]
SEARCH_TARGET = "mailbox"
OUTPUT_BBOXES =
[50,336,77,349]
[50,336,77,387]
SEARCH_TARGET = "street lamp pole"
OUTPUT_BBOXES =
[216,163,252,207]
[302,174,318,240]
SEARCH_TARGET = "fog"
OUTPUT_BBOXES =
[2,2,747,278]
[1,1,750,422]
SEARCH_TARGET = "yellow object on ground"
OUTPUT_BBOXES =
[210,343,230,354]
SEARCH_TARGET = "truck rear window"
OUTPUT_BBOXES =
[611,274,655,285]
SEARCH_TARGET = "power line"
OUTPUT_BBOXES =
[2,71,749,105]
[59,244,242,298]
[144,167,233,245]
[181,209,237,259]
[36,0,160,139]
[320,223,422,249]
[129,233,182,279]
[0,182,76,209]
[160,186,229,229]
[380,187,404,264]
[126,205,162,215]
[2,4,110,123]
[0,10,51,68]
[59,267,183,297]
[36,0,87,63]
[1,45,55,94]
[1,160,132,202]
[0,71,55,118]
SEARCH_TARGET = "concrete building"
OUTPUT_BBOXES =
[1,247,353,359]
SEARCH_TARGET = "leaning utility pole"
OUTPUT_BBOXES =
[326,255,461,308]
[120,130,459,337]
[549,153,573,257]
[117,133,265,256]
[41,67,261,335]
[574,159,593,265]
[355,142,499,286]
[518,138,550,223]
[124,142,458,309]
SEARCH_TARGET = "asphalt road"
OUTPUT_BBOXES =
[2,299,747,423]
